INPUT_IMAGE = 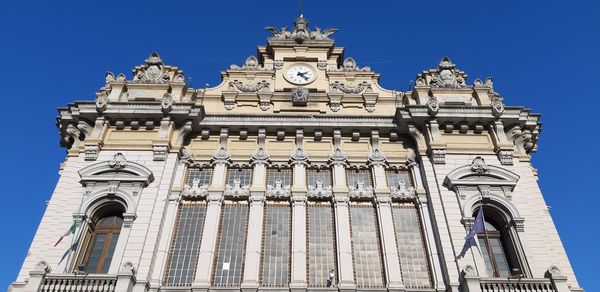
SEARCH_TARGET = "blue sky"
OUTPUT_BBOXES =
[1,0,598,290]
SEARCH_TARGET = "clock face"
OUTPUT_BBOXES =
[285,64,316,85]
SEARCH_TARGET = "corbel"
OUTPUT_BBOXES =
[328,91,343,112]
[458,123,469,134]
[115,120,125,130]
[389,130,399,142]
[200,128,210,140]
[130,120,140,130]
[222,86,238,110]
[314,129,323,141]
[145,120,155,130]
[258,91,273,111]
[84,117,107,161]
[333,129,342,150]
[351,130,360,142]
[489,121,514,165]
[407,123,426,156]
[426,120,447,164]
[277,129,285,141]
[239,129,248,140]
[153,117,174,161]
[362,91,378,112]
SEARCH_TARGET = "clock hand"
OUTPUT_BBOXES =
[296,72,309,81]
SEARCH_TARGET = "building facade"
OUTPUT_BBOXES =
[10,16,583,292]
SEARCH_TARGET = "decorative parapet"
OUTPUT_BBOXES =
[224,178,250,198]
[266,178,291,198]
[181,178,209,199]
[348,180,374,199]
[390,180,416,200]
[307,179,333,199]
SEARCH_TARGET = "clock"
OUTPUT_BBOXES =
[285,64,316,85]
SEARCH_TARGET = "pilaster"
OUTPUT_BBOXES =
[192,194,223,288]
[333,197,355,290]
[375,197,405,291]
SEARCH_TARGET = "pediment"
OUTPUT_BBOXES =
[79,153,154,186]
[444,157,519,190]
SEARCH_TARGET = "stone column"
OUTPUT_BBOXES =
[242,129,268,291]
[193,143,229,289]
[290,130,309,290]
[192,194,223,289]
[333,197,354,290]
[375,197,405,290]
[290,196,307,291]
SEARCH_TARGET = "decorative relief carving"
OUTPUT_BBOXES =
[85,144,100,161]
[429,56,466,88]
[367,149,387,166]
[470,157,489,174]
[153,145,168,161]
[95,92,108,112]
[348,179,374,199]
[109,153,127,170]
[266,178,291,198]
[491,96,505,117]
[290,147,309,165]
[330,80,372,94]
[328,148,348,166]
[228,79,270,93]
[225,178,250,198]
[426,97,440,116]
[132,52,175,84]
[265,15,338,44]
[230,56,265,70]
[390,180,416,200]
[161,93,173,113]
[317,60,328,70]
[274,60,284,70]
[329,99,341,112]
[431,149,446,164]
[181,178,209,198]
[251,147,270,165]
[307,179,333,199]
[497,150,513,165]
[212,147,231,164]
[291,87,309,106]
[333,57,371,72]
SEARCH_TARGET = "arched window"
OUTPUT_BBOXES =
[80,204,124,274]
[475,207,523,278]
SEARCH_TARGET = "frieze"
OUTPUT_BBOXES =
[330,80,372,94]
[228,79,270,93]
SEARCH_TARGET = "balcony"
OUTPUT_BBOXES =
[40,274,117,292]
[480,278,555,292]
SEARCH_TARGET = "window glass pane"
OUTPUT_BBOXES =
[213,202,249,287]
[306,169,332,188]
[478,238,495,277]
[307,202,337,287]
[164,201,207,286]
[261,203,291,287]
[102,233,120,273]
[490,238,511,277]
[392,203,431,288]
[227,168,253,186]
[346,169,373,188]
[349,203,385,288]
[386,170,413,188]
[85,233,107,273]
[185,168,213,187]
[266,168,292,187]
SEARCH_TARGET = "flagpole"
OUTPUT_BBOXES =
[63,189,87,273]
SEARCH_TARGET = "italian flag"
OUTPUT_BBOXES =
[54,221,76,247]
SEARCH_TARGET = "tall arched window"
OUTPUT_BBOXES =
[475,207,524,278]
[80,204,124,274]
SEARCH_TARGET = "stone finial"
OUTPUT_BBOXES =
[34,260,51,273]
[545,265,562,278]
[265,15,338,43]
[120,261,136,274]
